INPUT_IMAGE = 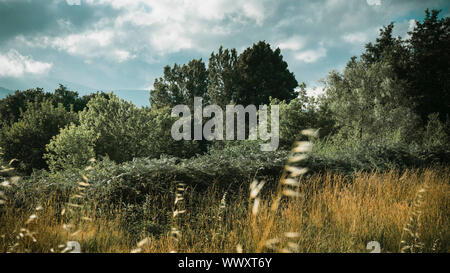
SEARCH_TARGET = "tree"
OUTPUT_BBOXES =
[361,23,411,82]
[44,124,97,172]
[0,85,94,128]
[80,94,200,163]
[150,59,208,108]
[323,61,420,144]
[79,94,151,163]
[52,84,88,112]
[235,41,298,106]
[208,46,239,107]
[0,99,78,174]
[407,9,450,123]
[0,88,51,127]
[360,10,450,124]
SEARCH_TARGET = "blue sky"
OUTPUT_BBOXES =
[0,0,448,107]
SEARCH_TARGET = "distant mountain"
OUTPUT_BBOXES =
[0,87,14,99]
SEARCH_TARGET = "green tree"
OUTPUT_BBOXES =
[323,61,420,144]
[0,99,78,174]
[79,94,151,162]
[52,84,89,112]
[407,9,450,123]
[361,23,410,82]
[208,46,239,107]
[0,85,94,128]
[80,94,200,163]
[44,124,97,172]
[0,88,51,127]
[236,41,298,106]
[150,59,208,108]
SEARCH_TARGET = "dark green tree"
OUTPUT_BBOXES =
[235,41,298,106]
[150,59,208,108]
[0,88,51,127]
[52,84,88,112]
[361,23,410,81]
[0,99,78,174]
[208,46,239,107]
[407,9,450,123]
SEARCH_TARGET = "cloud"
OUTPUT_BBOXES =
[66,0,81,5]
[366,0,381,6]
[0,0,448,92]
[342,32,369,44]
[294,45,327,63]
[0,49,52,77]
[277,36,306,51]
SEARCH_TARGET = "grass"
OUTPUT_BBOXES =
[1,166,448,253]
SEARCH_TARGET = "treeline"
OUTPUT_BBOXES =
[0,9,448,177]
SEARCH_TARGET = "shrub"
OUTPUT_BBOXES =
[78,94,200,163]
[44,124,97,172]
[0,99,78,174]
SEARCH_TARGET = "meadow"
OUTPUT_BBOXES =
[1,151,448,253]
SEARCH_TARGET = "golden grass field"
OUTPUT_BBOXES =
[1,166,448,253]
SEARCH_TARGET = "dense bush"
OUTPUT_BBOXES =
[9,136,450,212]
[0,85,96,128]
[44,124,97,172]
[0,99,78,174]
[44,94,201,172]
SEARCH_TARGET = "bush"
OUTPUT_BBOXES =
[44,124,97,172]
[0,99,78,174]
[78,94,201,164]
[422,113,450,148]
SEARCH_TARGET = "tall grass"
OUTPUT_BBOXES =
[1,166,448,253]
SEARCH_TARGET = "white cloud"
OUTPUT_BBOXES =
[83,0,274,55]
[366,0,381,6]
[66,0,81,5]
[0,50,52,77]
[277,36,306,51]
[34,30,135,63]
[342,32,369,44]
[295,46,327,63]
[51,30,114,54]
[408,19,417,31]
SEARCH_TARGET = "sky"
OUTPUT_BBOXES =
[0,0,448,106]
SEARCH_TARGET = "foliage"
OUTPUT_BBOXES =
[44,124,97,172]
[235,41,298,106]
[150,59,208,109]
[208,46,239,107]
[323,60,421,144]
[45,94,201,170]
[0,85,101,128]
[422,113,450,148]
[361,9,449,124]
[407,9,450,123]
[0,99,78,174]
[0,88,51,127]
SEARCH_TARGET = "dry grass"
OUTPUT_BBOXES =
[1,166,448,253]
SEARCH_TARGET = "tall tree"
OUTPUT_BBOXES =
[407,9,450,123]
[361,23,410,82]
[208,46,239,107]
[150,59,208,108]
[324,61,420,144]
[236,41,298,106]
